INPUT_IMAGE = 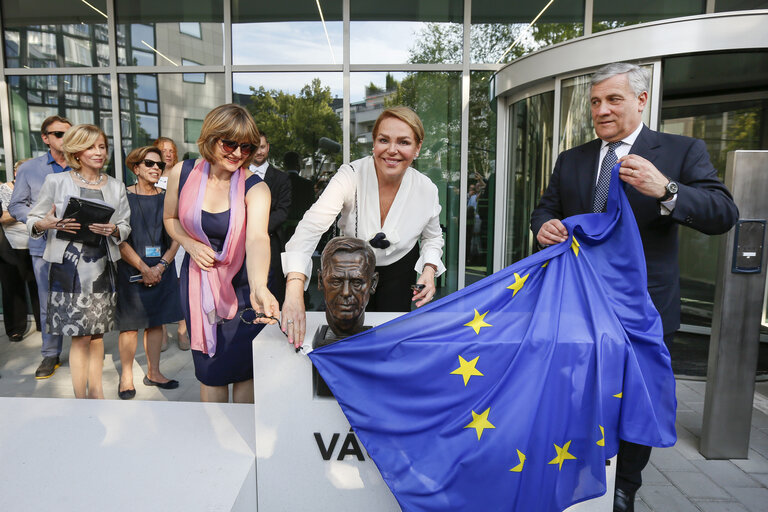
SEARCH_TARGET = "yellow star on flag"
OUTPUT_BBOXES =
[571,237,581,256]
[464,407,495,440]
[450,355,483,386]
[597,425,605,447]
[509,449,526,472]
[506,272,529,296]
[464,309,492,335]
[613,392,623,398]
[548,440,577,470]
[542,261,549,268]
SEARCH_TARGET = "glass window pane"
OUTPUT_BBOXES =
[593,0,705,32]
[116,1,224,66]
[505,91,555,266]
[350,1,463,64]
[118,73,226,183]
[9,74,112,162]
[465,71,497,284]
[470,0,584,64]
[350,71,462,298]
[1,0,109,68]
[232,0,342,65]
[715,0,768,11]
[559,67,652,152]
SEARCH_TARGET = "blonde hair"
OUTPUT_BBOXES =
[126,146,162,174]
[62,124,109,170]
[372,106,425,144]
[197,104,261,168]
[154,136,178,167]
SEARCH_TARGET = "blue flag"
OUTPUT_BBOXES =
[308,163,677,511]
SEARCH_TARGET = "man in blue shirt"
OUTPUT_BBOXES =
[9,115,72,379]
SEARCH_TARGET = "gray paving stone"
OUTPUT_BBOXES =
[693,501,750,512]
[634,500,652,512]
[726,486,768,512]
[732,449,768,474]
[643,460,673,485]
[692,460,761,488]
[677,410,703,435]
[751,473,768,487]
[749,428,768,459]
[638,484,702,512]
[751,410,768,430]
[675,425,706,461]
[650,445,699,471]
[664,471,731,499]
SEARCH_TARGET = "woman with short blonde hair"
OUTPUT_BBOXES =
[27,123,130,399]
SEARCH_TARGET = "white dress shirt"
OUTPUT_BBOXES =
[282,156,446,285]
[597,123,676,214]
[249,162,268,179]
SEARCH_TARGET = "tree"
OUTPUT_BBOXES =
[247,77,342,176]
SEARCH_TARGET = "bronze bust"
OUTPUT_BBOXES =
[317,236,379,339]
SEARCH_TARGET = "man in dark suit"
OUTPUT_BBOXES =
[281,150,315,244]
[530,62,738,512]
[250,133,291,303]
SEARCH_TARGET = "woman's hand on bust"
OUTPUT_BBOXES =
[282,275,307,348]
[412,265,437,308]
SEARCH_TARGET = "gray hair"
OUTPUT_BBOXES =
[590,63,650,98]
[320,237,376,278]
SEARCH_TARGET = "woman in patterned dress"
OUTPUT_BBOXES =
[27,124,130,399]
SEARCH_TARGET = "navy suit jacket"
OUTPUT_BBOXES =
[531,125,738,334]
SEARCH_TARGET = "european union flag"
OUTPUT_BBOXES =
[308,163,677,511]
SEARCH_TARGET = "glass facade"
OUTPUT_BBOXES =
[505,91,554,266]
[1,1,767,300]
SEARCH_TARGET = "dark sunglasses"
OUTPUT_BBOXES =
[142,159,166,171]
[45,131,66,138]
[220,139,256,156]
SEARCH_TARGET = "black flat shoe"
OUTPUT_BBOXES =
[143,376,179,389]
[9,333,23,342]
[118,378,136,400]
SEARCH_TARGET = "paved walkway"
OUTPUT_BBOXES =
[2,326,768,511]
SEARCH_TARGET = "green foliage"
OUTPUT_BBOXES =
[247,77,342,174]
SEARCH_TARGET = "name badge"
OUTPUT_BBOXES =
[145,245,161,258]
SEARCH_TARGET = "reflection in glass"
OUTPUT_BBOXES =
[662,98,768,327]
[715,0,768,12]
[559,67,652,152]
[349,71,462,297]
[118,73,226,183]
[9,74,112,161]
[350,1,463,64]
[465,71,497,285]
[116,2,224,66]
[593,0,705,32]
[470,0,584,64]
[505,92,554,266]
[1,0,109,68]
[232,0,342,65]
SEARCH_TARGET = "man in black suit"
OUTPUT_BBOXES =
[530,62,738,512]
[281,150,315,244]
[250,133,291,303]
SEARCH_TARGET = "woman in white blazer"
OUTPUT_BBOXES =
[27,124,130,399]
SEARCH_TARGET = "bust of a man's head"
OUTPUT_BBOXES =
[318,237,379,337]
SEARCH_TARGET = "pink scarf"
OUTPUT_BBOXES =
[178,159,246,356]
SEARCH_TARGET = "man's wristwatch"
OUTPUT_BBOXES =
[659,179,678,202]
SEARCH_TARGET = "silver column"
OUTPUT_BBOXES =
[701,151,768,459]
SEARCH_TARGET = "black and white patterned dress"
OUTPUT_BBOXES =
[47,188,117,336]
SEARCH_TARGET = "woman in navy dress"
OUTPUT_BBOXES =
[115,146,183,399]
[163,104,278,403]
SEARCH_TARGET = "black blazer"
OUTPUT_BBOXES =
[531,125,739,334]
[262,164,292,249]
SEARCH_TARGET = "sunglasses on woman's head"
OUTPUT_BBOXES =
[143,159,166,171]
[220,139,256,156]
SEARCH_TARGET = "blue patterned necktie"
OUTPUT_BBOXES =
[592,141,623,213]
